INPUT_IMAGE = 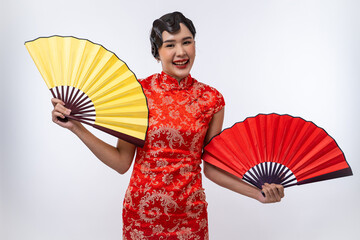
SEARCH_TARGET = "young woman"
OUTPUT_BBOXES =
[51,12,284,240]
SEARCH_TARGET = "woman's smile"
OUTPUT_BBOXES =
[173,59,189,68]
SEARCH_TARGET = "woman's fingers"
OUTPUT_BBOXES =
[51,98,72,128]
[276,184,285,198]
[261,183,284,203]
[51,98,65,107]
[52,109,66,121]
[263,183,277,201]
[54,104,71,116]
[51,98,71,116]
[50,98,83,131]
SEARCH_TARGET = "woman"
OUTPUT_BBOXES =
[51,12,284,240]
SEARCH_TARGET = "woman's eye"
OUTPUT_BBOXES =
[183,40,193,45]
[165,44,174,48]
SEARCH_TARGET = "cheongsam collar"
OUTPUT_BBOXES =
[158,71,194,91]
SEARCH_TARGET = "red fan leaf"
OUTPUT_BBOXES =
[203,113,352,189]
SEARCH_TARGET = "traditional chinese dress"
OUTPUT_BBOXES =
[123,72,225,240]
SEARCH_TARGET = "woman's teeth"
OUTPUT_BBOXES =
[173,60,189,65]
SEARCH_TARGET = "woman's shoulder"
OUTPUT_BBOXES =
[192,77,225,112]
[138,73,159,84]
[192,77,223,96]
[137,73,160,91]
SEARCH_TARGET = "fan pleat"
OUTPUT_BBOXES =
[78,44,106,91]
[294,147,346,179]
[95,119,147,140]
[90,73,138,101]
[25,36,149,147]
[203,113,352,189]
[232,124,256,173]
[82,51,120,93]
[282,122,314,169]
[267,115,278,165]
[277,117,298,164]
[84,59,127,97]
[235,122,257,169]
[204,152,243,178]
[47,40,56,85]
[211,137,243,172]
[296,156,348,181]
[27,46,48,86]
[83,55,125,95]
[92,82,144,106]
[288,128,328,170]
[244,118,262,165]
[292,139,332,173]
[96,111,148,118]
[69,40,87,88]
[95,97,148,109]
[74,42,96,91]
[279,118,306,169]
[213,136,248,176]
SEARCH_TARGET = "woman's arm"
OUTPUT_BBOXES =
[51,98,136,174]
[203,108,284,203]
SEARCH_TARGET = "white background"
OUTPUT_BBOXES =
[1,0,359,239]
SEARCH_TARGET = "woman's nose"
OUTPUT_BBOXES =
[175,45,186,57]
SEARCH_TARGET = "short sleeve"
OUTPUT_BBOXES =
[213,89,225,114]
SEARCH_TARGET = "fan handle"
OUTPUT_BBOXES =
[57,116,69,122]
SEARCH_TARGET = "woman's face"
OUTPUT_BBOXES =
[158,23,195,81]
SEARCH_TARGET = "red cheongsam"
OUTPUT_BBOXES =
[123,72,225,240]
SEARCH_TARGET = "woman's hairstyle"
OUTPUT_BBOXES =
[150,12,196,59]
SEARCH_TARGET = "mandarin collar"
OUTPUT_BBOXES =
[158,71,194,91]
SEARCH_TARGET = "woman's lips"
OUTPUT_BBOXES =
[173,59,189,69]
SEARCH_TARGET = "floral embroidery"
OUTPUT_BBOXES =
[123,72,224,240]
[162,174,174,185]
[130,229,146,240]
[152,225,165,234]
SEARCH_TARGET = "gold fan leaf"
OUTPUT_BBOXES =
[25,36,148,147]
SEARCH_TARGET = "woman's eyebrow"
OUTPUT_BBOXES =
[163,39,176,43]
[182,36,193,41]
[163,36,193,43]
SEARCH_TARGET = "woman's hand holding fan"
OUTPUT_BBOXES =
[203,161,285,203]
[259,183,284,203]
[51,98,76,129]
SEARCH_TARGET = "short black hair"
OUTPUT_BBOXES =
[150,12,196,59]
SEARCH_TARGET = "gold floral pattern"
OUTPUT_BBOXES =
[123,72,225,239]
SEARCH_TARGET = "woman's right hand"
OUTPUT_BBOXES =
[51,98,82,131]
[51,98,135,174]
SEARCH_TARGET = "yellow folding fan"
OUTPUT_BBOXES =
[25,36,148,147]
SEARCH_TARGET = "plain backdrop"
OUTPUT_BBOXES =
[1,0,359,239]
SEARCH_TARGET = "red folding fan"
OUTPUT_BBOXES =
[203,113,352,189]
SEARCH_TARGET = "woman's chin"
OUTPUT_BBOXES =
[171,66,192,80]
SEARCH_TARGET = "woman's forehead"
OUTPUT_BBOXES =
[162,23,193,42]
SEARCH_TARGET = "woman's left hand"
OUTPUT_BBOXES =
[258,183,285,203]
